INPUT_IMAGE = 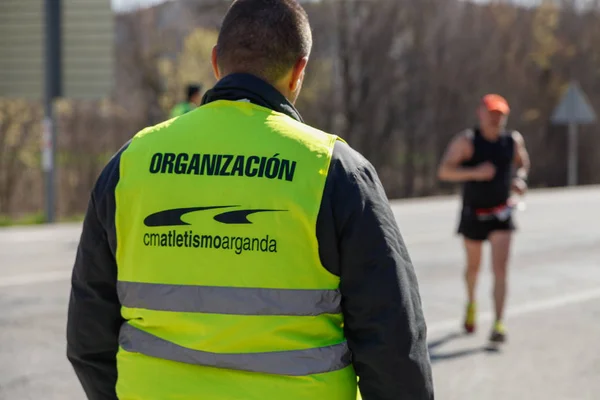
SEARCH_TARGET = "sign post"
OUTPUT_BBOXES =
[567,122,578,187]
[551,81,597,187]
[44,0,61,223]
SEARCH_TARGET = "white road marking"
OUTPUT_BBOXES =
[0,270,72,288]
[428,286,600,334]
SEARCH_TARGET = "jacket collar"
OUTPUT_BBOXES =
[201,73,304,123]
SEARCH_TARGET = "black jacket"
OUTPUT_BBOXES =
[66,73,434,400]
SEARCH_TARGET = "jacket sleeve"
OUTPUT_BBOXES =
[319,141,434,400]
[66,148,126,400]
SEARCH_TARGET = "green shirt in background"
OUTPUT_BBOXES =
[169,102,195,118]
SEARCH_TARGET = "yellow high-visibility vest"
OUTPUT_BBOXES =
[114,99,358,399]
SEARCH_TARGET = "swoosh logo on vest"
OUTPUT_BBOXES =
[213,209,287,224]
[144,206,287,227]
[144,206,237,227]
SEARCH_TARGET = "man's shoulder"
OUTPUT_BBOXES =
[278,117,343,148]
[280,118,372,174]
[452,129,476,151]
[454,128,476,142]
[133,118,178,140]
[445,128,476,147]
[121,117,183,158]
[330,140,372,176]
[92,140,131,203]
[510,130,524,144]
[324,139,382,203]
[93,114,188,195]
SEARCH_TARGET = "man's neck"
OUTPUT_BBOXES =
[480,127,501,142]
[201,73,304,123]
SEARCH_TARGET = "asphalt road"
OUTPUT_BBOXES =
[1,186,599,399]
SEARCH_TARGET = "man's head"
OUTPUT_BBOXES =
[187,84,202,106]
[212,0,313,104]
[478,94,510,137]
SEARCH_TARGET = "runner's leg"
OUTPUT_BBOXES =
[463,238,482,332]
[464,238,482,305]
[489,231,512,322]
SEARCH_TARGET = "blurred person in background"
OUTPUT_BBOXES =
[170,83,203,118]
[437,94,530,345]
[66,0,434,399]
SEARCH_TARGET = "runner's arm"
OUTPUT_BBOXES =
[437,131,479,182]
[512,131,530,180]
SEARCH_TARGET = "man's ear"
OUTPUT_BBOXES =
[289,57,308,92]
[211,46,221,80]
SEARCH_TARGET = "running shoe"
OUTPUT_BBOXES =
[489,320,507,343]
[463,302,476,334]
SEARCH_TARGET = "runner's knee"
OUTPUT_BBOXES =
[492,263,508,281]
[466,262,480,276]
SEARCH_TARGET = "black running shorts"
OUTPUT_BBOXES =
[457,207,516,241]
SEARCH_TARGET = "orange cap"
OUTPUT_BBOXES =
[482,94,510,115]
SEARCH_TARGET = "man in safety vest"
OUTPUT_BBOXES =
[66,0,433,399]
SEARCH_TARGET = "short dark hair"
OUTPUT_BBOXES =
[216,0,313,83]
[187,84,201,101]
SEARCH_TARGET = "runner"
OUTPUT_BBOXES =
[437,94,530,344]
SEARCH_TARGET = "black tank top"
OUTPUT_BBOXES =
[461,128,515,209]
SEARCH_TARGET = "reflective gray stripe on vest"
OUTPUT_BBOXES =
[117,281,341,316]
[119,323,352,376]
